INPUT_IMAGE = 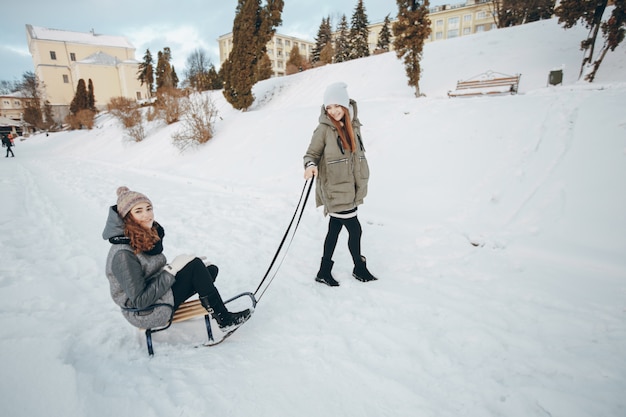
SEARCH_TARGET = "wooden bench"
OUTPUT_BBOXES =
[448,71,521,97]
[124,292,256,356]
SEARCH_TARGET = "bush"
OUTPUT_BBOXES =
[65,109,95,130]
[107,97,141,128]
[172,93,219,151]
[155,87,185,125]
[107,97,145,141]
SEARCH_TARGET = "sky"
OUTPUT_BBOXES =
[0,0,449,83]
[1,12,625,417]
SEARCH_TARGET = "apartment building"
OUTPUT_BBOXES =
[370,0,497,53]
[26,24,145,121]
[218,32,315,77]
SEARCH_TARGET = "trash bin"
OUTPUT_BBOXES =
[548,69,563,86]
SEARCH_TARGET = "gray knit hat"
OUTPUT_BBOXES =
[323,82,350,109]
[116,186,151,218]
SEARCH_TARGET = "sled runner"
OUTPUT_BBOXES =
[124,291,257,356]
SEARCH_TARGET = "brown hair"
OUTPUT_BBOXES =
[328,106,356,152]
[123,214,161,254]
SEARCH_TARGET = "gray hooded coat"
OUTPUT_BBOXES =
[303,99,370,215]
[102,206,175,329]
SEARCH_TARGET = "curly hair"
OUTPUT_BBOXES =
[123,214,161,254]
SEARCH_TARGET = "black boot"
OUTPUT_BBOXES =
[352,256,378,282]
[315,257,339,286]
[200,293,251,330]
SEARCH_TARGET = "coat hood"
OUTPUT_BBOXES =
[102,205,125,241]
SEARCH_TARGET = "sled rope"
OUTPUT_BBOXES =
[254,177,314,302]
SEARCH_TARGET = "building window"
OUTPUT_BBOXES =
[447,29,459,38]
[50,51,57,60]
[63,74,69,83]
[70,53,76,61]
[285,40,290,47]
[464,14,472,23]
[136,92,142,100]
[436,19,443,27]
[476,11,486,19]
[476,25,485,32]
[435,31,443,40]
[448,17,460,30]
[463,27,471,35]
[268,48,274,55]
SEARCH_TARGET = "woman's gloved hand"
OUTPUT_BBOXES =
[163,254,196,276]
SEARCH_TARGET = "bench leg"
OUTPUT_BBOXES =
[145,329,154,356]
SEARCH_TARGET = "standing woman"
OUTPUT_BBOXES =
[102,186,251,332]
[303,82,378,287]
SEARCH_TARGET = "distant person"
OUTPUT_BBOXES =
[2,134,14,157]
[303,82,378,286]
[102,186,251,332]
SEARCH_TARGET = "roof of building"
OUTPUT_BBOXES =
[26,24,135,50]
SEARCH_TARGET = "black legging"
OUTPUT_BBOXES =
[322,216,362,263]
[170,258,218,309]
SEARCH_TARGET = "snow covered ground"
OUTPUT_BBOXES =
[1,16,625,417]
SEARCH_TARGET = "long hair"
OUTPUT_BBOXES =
[328,105,356,152]
[123,214,161,254]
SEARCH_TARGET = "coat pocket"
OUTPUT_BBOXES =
[326,158,351,184]
[358,156,370,180]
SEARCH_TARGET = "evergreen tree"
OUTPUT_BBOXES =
[286,44,305,74]
[137,49,154,98]
[393,0,432,97]
[256,53,274,80]
[70,79,89,114]
[208,65,223,90]
[42,100,55,130]
[496,0,555,28]
[312,17,332,63]
[156,47,175,92]
[348,0,371,60]
[555,0,625,81]
[334,14,351,63]
[87,78,96,111]
[376,14,393,52]
[222,0,284,110]
[172,66,179,88]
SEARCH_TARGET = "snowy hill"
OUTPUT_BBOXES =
[1,16,625,417]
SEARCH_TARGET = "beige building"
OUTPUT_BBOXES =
[0,92,29,121]
[369,0,498,53]
[218,32,315,77]
[26,24,145,122]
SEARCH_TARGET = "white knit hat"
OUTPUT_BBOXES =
[323,82,350,109]
[116,186,152,218]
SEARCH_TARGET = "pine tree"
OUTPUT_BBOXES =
[137,49,154,99]
[393,0,432,97]
[376,14,393,53]
[312,17,332,64]
[555,0,625,81]
[222,0,284,110]
[286,44,304,74]
[334,14,351,63]
[70,79,89,114]
[87,79,96,111]
[348,0,370,60]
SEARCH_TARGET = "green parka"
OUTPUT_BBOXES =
[303,99,370,215]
